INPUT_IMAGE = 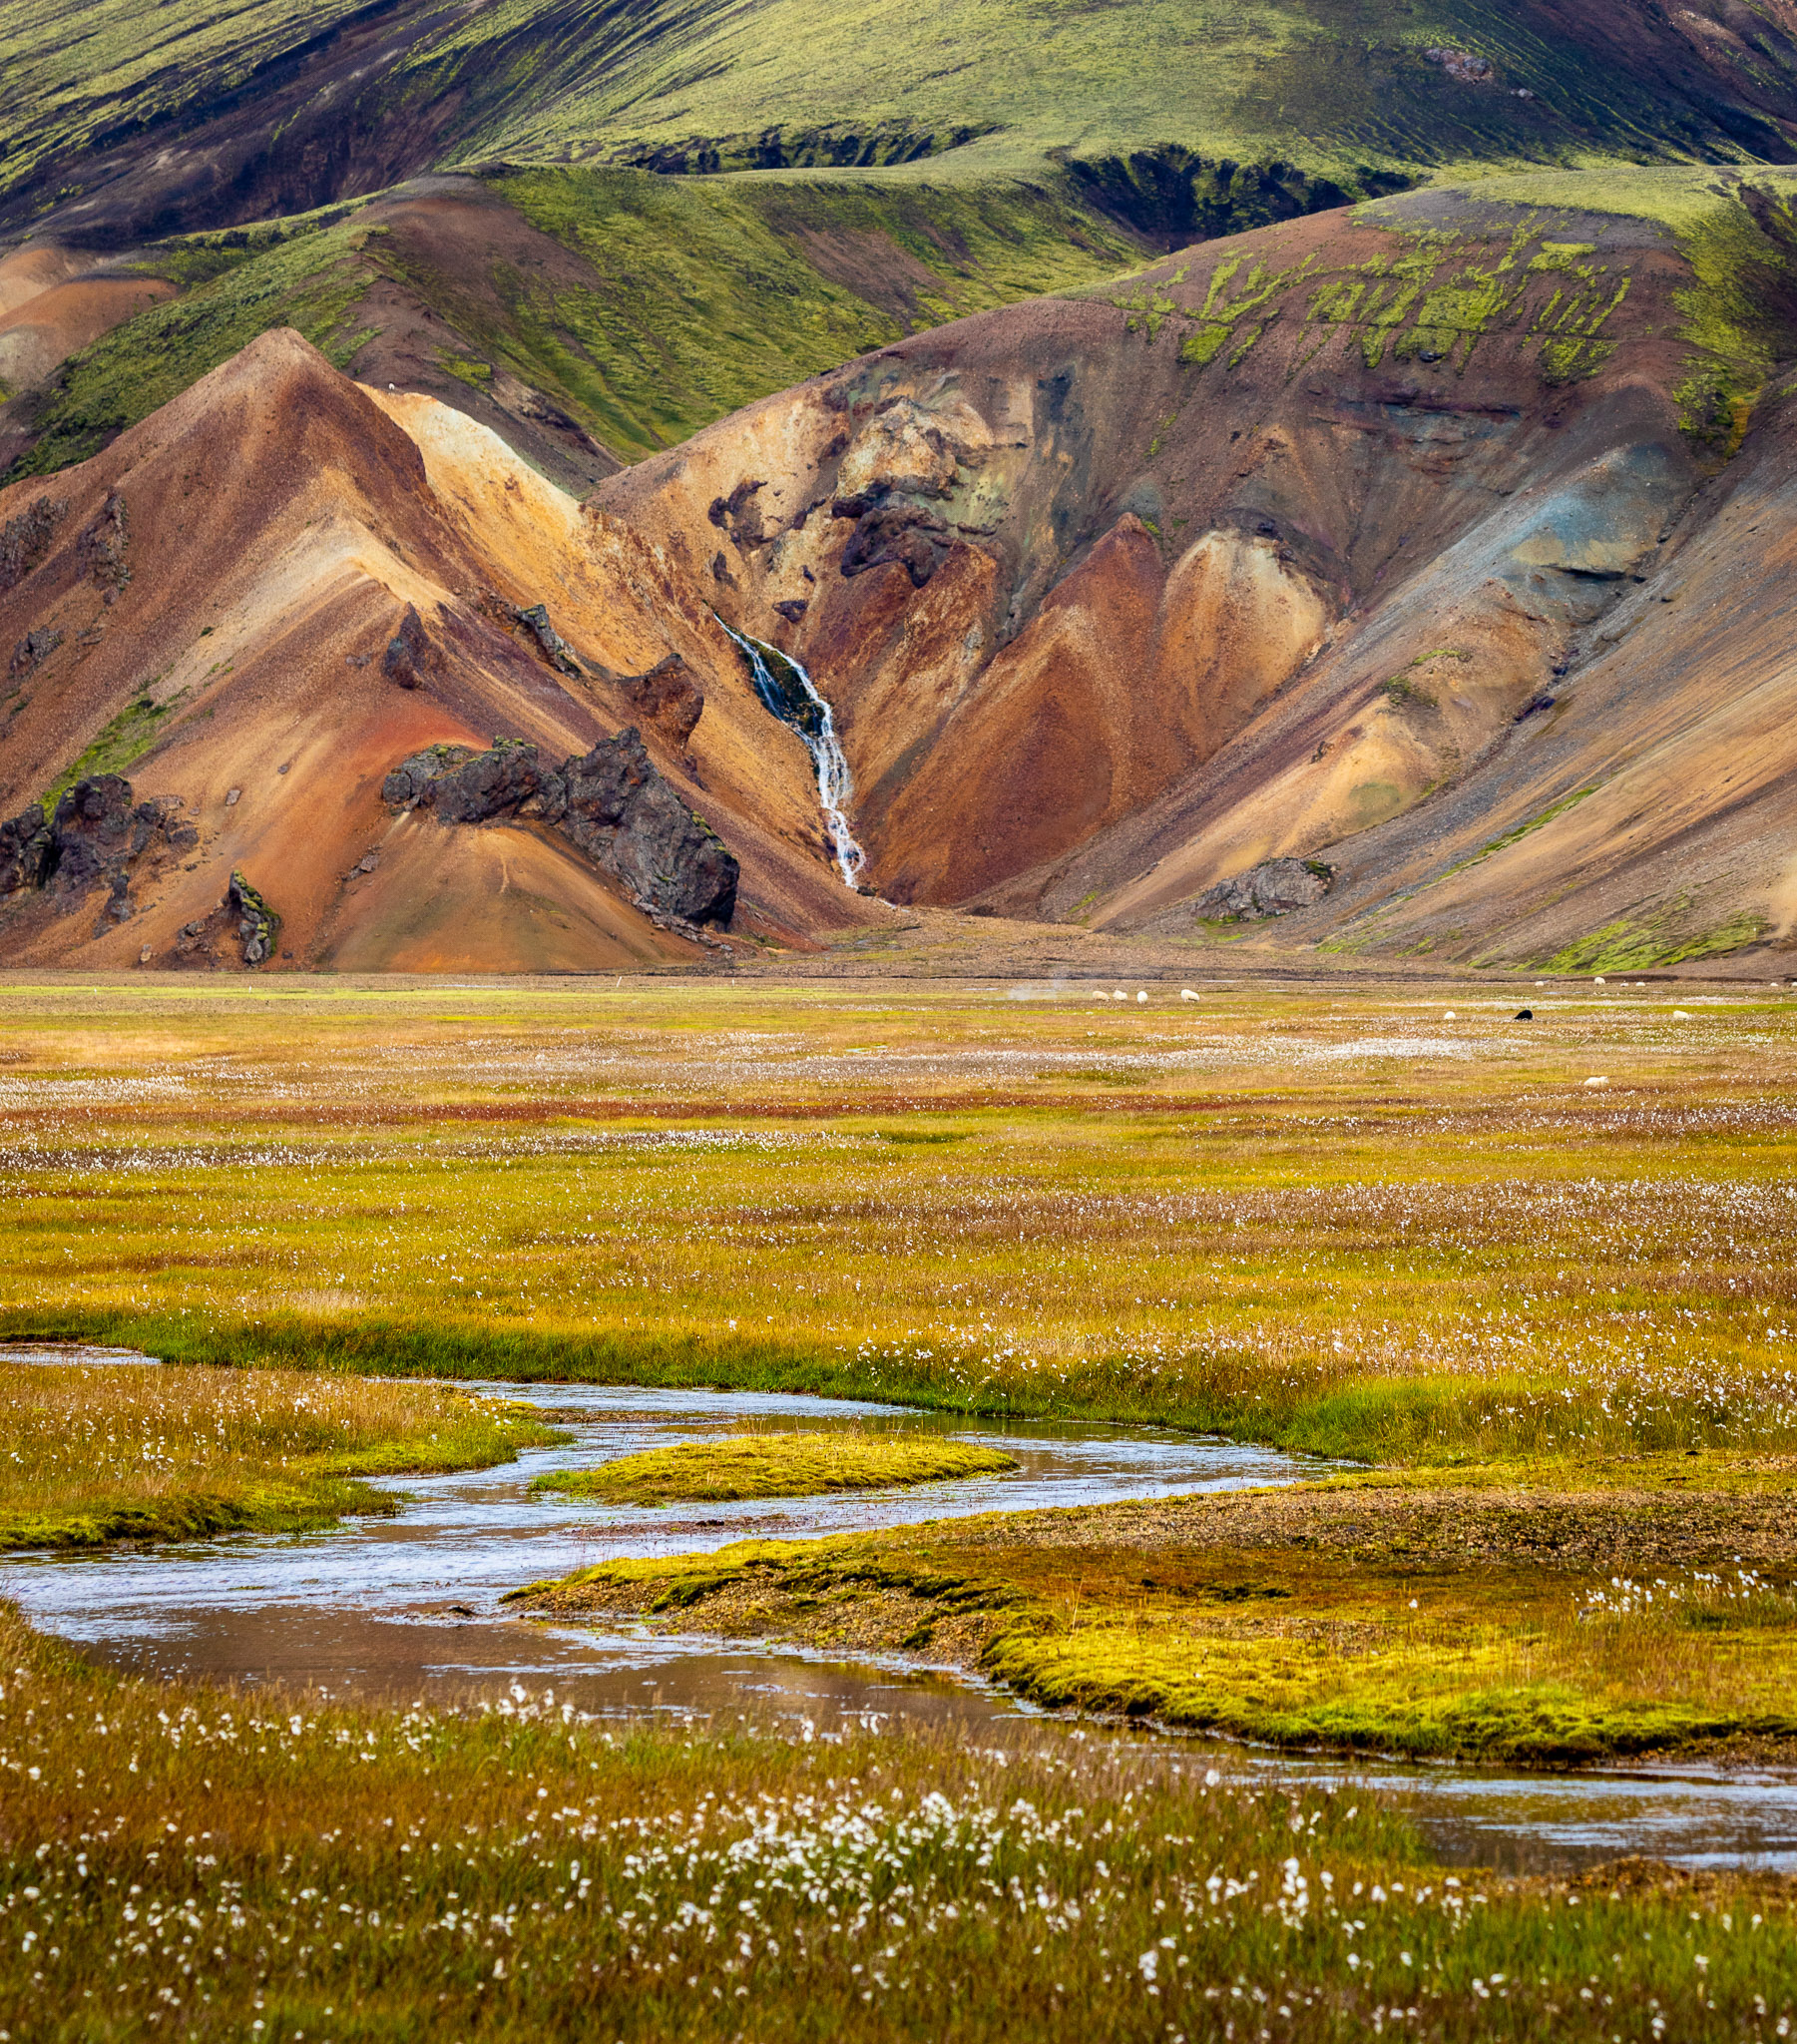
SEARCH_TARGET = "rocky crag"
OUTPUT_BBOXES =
[383,730,739,928]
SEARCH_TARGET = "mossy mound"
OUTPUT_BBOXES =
[535,1432,1019,1505]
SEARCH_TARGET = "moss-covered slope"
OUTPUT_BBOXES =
[8,0,1797,249]
[1,167,1144,483]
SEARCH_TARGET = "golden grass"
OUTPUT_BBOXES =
[524,1481,1797,1764]
[534,1430,1018,1503]
[0,974,1794,1472]
[2,1601,1795,2041]
[0,1359,561,1547]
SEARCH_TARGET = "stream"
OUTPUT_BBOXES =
[8,1365,1797,1876]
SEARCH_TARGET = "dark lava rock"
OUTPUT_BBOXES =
[836,498,951,588]
[78,492,131,590]
[389,738,548,822]
[229,870,280,965]
[381,743,474,807]
[706,478,769,551]
[1,775,198,906]
[10,625,62,674]
[1424,45,1494,82]
[383,729,737,927]
[382,603,436,689]
[772,599,809,623]
[619,653,703,747]
[1196,857,1333,921]
[0,496,67,595]
[514,602,585,678]
[0,805,52,894]
[50,775,198,895]
[558,728,736,925]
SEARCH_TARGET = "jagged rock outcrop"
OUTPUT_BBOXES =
[78,492,131,592]
[10,626,61,674]
[382,602,436,688]
[383,728,737,926]
[619,653,703,746]
[0,497,65,594]
[228,869,280,964]
[0,774,199,908]
[1195,858,1333,921]
[0,804,52,894]
[514,602,584,677]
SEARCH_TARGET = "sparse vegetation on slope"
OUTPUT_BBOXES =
[534,1431,1018,1504]
[5,167,1140,478]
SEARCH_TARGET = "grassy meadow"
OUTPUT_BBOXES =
[527,1483,1797,1766]
[2,1603,1795,2043]
[3,971,1797,2030]
[533,1431,1018,1504]
[0,1359,561,1548]
[0,972,1792,1473]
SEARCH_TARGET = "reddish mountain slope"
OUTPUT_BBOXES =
[0,331,874,971]
[599,171,1797,967]
[5,170,1797,974]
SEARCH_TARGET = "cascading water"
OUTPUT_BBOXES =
[717,618,865,888]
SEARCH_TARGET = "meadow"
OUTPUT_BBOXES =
[0,971,1792,1471]
[0,1359,560,1548]
[2,1603,1794,2044]
[3,969,1797,2031]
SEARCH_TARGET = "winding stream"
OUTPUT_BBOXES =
[8,1368,1797,1876]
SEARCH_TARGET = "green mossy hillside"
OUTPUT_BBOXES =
[5,167,1140,480]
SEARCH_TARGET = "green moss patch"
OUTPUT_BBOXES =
[535,1431,1017,1504]
[525,1479,1797,1764]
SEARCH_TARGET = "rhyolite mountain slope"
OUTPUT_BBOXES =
[8,1,1797,496]
[3,169,1796,973]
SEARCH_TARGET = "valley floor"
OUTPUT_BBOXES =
[2,966,1796,2032]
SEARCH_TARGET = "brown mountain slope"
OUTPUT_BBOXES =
[4,170,1797,974]
[0,330,879,971]
[596,169,1797,969]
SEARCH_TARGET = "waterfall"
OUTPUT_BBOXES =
[716,618,866,889]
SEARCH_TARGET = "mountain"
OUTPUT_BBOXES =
[4,169,1795,973]
[8,2,1797,491]
[9,0,1797,250]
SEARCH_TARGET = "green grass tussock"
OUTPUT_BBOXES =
[0,1359,562,1550]
[535,1430,1018,1504]
[4,1600,1797,2040]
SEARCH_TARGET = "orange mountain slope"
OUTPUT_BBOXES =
[0,330,875,972]
[4,172,1797,973]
